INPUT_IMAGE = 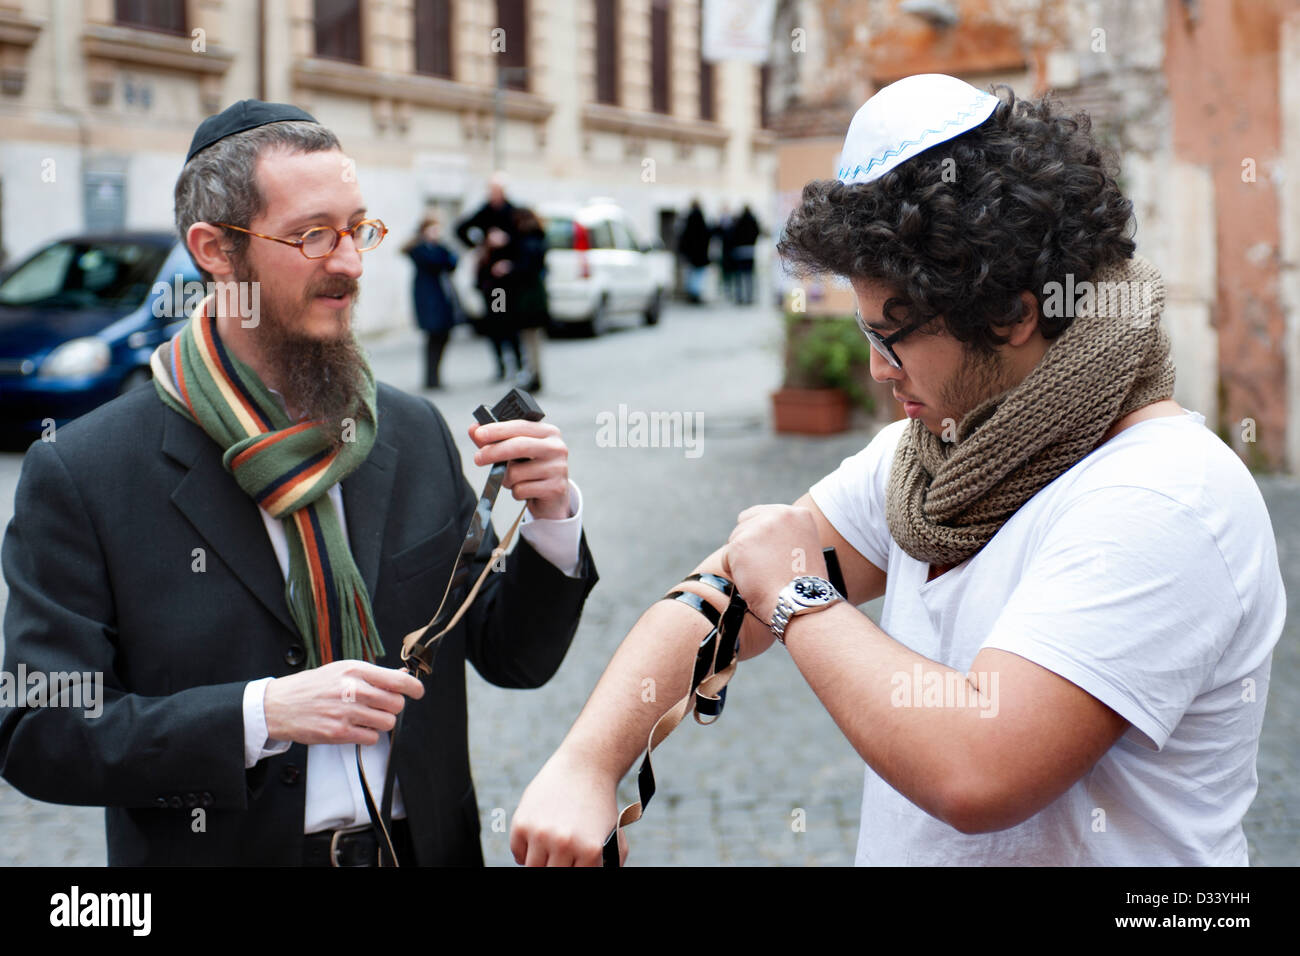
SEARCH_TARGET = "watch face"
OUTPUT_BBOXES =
[792,576,836,606]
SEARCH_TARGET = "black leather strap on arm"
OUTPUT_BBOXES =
[601,577,748,867]
[599,547,846,867]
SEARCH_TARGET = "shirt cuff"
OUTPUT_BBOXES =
[517,479,584,578]
[243,677,292,769]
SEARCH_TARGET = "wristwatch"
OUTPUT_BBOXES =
[770,575,843,645]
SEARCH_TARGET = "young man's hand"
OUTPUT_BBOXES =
[723,504,828,623]
[510,750,627,866]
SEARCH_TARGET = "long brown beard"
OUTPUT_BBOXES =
[268,334,370,445]
[241,261,371,444]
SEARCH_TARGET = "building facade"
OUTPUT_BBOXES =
[0,0,777,333]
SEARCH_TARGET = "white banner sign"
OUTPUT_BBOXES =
[702,0,776,64]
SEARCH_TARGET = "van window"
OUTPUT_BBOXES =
[586,221,615,250]
[544,217,575,249]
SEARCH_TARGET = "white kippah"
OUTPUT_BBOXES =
[836,74,999,185]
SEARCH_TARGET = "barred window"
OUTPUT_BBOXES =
[698,10,714,121]
[415,0,453,78]
[115,0,187,36]
[496,0,528,90]
[595,0,619,105]
[315,0,362,64]
[650,0,670,114]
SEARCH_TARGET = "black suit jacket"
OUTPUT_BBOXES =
[0,381,597,865]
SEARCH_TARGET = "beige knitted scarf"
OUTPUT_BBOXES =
[885,253,1176,567]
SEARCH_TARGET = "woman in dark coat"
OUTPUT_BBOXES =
[509,207,548,393]
[404,215,460,389]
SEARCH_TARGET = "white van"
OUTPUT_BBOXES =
[453,198,672,337]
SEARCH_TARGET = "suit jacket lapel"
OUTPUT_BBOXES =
[340,433,398,601]
[162,409,299,636]
[161,405,399,636]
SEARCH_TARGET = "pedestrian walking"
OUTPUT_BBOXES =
[510,207,549,393]
[456,172,523,380]
[715,205,737,304]
[730,205,761,305]
[403,214,461,389]
[678,200,712,305]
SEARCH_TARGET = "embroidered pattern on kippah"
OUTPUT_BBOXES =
[836,93,997,182]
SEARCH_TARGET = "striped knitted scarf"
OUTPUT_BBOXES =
[150,296,384,668]
[885,253,1176,567]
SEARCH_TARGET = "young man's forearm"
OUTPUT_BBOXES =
[779,602,1127,835]
[509,546,758,865]
[548,546,743,780]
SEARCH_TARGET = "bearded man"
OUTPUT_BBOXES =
[0,101,599,865]
[509,75,1284,866]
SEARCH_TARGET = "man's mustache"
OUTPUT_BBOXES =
[306,278,361,300]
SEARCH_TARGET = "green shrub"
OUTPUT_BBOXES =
[783,313,875,413]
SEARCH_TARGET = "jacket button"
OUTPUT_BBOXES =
[281,765,301,786]
[169,796,183,809]
[284,644,305,667]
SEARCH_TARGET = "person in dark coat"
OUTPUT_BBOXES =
[509,207,548,393]
[730,204,762,305]
[455,173,523,380]
[403,215,460,389]
[714,204,737,304]
[678,200,712,304]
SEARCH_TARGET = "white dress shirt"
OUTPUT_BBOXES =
[238,402,584,834]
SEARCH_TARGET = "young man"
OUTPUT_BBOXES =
[509,75,1284,866]
[0,100,598,865]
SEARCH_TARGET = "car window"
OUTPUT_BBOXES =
[609,219,637,251]
[620,218,643,251]
[586,221,615,250]
[0,240,171,309]
[0,243,76,305]
[544,217,575,249]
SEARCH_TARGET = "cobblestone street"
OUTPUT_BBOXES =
[0,300,1295,866]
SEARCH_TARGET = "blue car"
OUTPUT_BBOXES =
[0,231,200,442]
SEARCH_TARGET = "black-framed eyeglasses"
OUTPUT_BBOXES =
[214,218,387,260]
[855,309,932,370]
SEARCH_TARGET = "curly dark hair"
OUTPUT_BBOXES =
[776,85,1136,354]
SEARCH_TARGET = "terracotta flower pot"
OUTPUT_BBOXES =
[771,387,851,435]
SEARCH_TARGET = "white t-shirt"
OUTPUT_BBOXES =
[809,410,1284,865]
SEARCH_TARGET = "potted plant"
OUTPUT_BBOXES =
[772,313,878,434]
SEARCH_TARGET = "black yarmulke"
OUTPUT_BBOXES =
[185,99,319,162]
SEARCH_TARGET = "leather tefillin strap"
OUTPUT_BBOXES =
[599,573,745,868]
[601,548,849,868]
[355,387,544,867]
